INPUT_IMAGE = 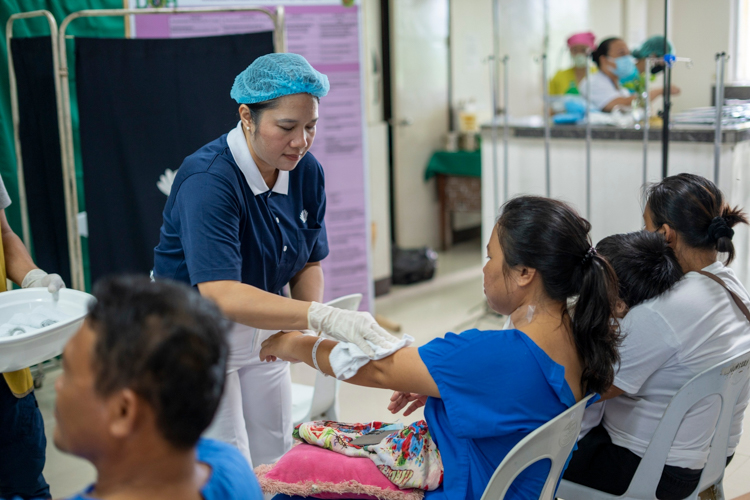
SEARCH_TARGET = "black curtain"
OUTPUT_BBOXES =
[75,32,274,283]
[11,36,71,286]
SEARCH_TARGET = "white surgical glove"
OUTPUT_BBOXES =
[22,269,66,293]
[307,302,400,358]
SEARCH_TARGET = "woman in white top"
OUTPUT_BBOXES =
[579,37,679,112]
[564,174,750,500]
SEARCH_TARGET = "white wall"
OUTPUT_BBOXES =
[670,0,733,112]
[447,0,740,117]
[449,0,636,120]
[388,0,740,249]
[450,0,493,125]
[390,0,449,249]
[590,0,623,41]
[361,0,392,282]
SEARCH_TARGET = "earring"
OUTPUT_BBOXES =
[246,126,250,131]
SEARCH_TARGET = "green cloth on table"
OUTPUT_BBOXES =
[424,150,481,180]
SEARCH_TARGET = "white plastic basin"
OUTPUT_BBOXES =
[0,288,93,372]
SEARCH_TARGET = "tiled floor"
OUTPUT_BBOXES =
[33,238,750,498]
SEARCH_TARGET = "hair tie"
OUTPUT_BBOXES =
[707,216,734,242]
[581,247,597,265]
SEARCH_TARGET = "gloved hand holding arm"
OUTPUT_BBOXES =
[307,301,400,357]
[199,280,399,358]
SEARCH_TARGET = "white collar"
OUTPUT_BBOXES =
[227,121,289,196]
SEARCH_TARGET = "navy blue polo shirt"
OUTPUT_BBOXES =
[153,122,328,294]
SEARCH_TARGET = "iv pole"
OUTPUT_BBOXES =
[661,0,671,178]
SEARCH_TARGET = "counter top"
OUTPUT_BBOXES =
[480,116,750,144]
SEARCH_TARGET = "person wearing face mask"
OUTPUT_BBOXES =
[153,53,399,468]
[579,37,680,112]
[549,31,597,96]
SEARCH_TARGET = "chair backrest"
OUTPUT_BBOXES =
[622,349,750,499]
[480,394,594,500]
[309,293,363,418]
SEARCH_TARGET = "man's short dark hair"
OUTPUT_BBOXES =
[87,275,230,449]
[596,231,684,309]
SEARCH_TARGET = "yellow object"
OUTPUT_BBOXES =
[458,111,478,132]
[0,228,34,398]
[549,68,578,95]
[549,67,598,96]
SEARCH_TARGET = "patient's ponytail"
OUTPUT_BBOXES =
[646,173,749,265]
[496,197,621,394]
[572,249,621,394]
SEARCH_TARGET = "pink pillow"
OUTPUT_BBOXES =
[255,443,423,500]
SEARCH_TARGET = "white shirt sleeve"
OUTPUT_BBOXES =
[579,72,629,111]
[614,305,679,394]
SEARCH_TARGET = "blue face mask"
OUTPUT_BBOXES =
[611,55,638,82]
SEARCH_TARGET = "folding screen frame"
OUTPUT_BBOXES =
[6,10,64,260]
[57,6,287,290]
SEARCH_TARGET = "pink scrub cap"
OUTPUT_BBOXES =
[567,32,596,49]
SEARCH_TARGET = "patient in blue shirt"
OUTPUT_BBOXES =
[262,196,622,500]
[38,276,263,500]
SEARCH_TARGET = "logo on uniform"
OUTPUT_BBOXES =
[157,168,176,196]
[300,209,308,224]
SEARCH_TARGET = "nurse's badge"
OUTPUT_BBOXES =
[300,209,308,224]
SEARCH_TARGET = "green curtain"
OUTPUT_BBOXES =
[1,0,124,289]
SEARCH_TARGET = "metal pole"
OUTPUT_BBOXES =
[57,6,286,290]
[542,52,551,197]
[488,55,499,214]
[585,54,592,219]
[661,0,671,178]
[643,57,651,186]
[275,6,286,53]
[7,11,63,276]
[714,52,726,185]
[502,55,510,203]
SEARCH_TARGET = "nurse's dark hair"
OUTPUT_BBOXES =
[591,37,621,68]
[645,173,748,265]
[241,94,321,129]
[86,275,230,449]
[242,98,281,128]
[596,231,683,308]
[496,196,621,394]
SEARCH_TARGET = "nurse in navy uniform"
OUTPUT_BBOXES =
[153,53,397,467]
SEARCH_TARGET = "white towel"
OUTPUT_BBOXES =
[0,306,71,338]
[328,334,414,380]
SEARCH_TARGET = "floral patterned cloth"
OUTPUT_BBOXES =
[294,420,443,491]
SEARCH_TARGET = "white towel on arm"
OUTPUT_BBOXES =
[329,334,414,380]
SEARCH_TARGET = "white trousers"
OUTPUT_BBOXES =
[204,324,293,468]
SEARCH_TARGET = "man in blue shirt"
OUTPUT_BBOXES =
[47,276,263,500]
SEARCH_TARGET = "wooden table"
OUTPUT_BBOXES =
[425,150,481,250]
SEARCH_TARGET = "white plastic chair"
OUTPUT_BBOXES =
[480,393,594,500]
[291,293,363,426]
[557,349,750,500]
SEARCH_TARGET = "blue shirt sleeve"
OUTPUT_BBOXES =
[307,158,329,263]
[174,172,243,286]
[419,329,566,440]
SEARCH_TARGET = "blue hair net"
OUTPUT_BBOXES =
[231,53,330,104]
[632,36,674,59]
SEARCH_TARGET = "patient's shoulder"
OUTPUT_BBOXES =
[198,438,263,500]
